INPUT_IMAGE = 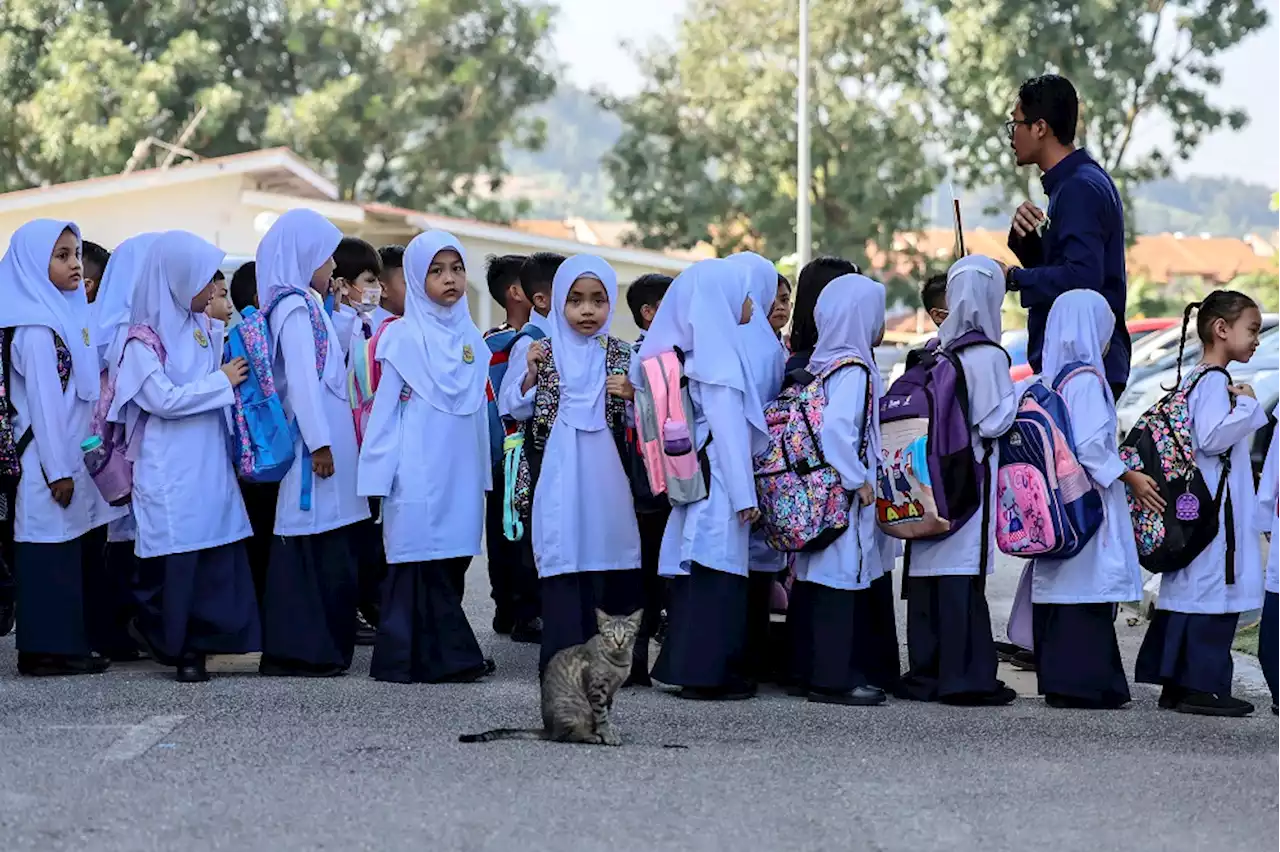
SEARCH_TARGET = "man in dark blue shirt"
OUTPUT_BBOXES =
[1001,74,1131,397]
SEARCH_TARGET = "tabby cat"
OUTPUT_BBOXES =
[459,609,643,746]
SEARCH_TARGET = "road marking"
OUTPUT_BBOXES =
[101,714,187,763]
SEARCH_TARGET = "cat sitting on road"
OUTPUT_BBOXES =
[459,609,643,746]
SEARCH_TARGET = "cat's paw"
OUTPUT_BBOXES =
[601,731,623,747]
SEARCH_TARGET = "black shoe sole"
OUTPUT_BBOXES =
[677,687,755,701]
[808,691,886,707]
[259,659,346,678]
[176,668,210,683]
[1175,701,1254,718]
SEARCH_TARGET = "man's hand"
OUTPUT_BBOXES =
[1011,201,1046,238]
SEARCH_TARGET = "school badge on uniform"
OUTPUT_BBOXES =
[194,328,209,348]
[81,328,90,346]
[462,344,475,364]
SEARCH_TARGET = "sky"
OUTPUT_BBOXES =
[550,0,1280,186]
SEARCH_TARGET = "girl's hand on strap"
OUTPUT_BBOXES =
[606,375,634,401]
[221,357,249,387]
[311,446,335,479]
[48,478,73,508]
[856,483,875,507]
[738,507,760,525]
[1121,470,1166,515]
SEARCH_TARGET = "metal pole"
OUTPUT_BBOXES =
[796,0,811,268]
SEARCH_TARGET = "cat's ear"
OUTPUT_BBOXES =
[625,609,644,630]
[594,608,610,629]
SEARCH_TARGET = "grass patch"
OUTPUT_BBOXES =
[1234,622,1260,656]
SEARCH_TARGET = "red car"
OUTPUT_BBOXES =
[1008,317,1179,382]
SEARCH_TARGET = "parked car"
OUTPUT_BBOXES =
[1008,318,1180,383]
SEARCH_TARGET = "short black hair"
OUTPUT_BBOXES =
[921,273,947,313]
[378,244,405,272]
[486,254,527,308]
[230,261,257,313]
[626,273,674,327]
[333,236,381,283]
[82,240,110,279]
[519,252,565,301]
[1018,74,1079,146]
[790,256,860,354]
[776,273,791,295]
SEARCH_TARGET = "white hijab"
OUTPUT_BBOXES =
[549,254,617,432]
[727,252,786,404]
[378,230,487,415]
[1042,289,1117,419]
[92,233,160,370]
[939,255,1005,345]
[810,274,887,464]
[639,258,767,440]
[0,219,99,401]
[108,231,226,423]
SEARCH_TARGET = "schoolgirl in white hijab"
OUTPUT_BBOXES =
[896,254,1018,706]
[642,258,765,700]
[786,275,900,705]
[254,208,369,678]
[357,229,491,684]
[1027,290,1142,709]
[108,230,259,681]
[518,254,644,673]
[0,219,126,676]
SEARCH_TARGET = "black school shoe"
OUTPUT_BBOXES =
[491,611,515,636]
[128,619,177,667]
[940,685,1018,707]
[0,599,14,638]
[1045,693,1129,710]
[1158,686,1185,710]
[176,654,210,684]
[354,612,377,647]
[17,652,110,677]
[1175,691,1255,718]
[509,617,543,645]
[258,655,346,678]
[808,686,887,707]
[677,684,757,701]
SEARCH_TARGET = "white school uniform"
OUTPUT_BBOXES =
[1029,291,1142,604]
[1257,405,1279,595]
[636,259,768,579]
[497,309,553,420]
[358,231,490,564]
[255,210,369,536]
[907,256,1017,578]
[108,231,250,558]
[793,275,894,591]
[526,255,640,578]
[1157,367,1268,614]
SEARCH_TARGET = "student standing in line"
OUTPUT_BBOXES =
[624,272,673,684]
[1135,290,1267,717]
[357,230,492,684]
[81,240,110,305]
[1256,404,1279,715]
[0,220,127,676]
[768,273,793,340]
[376,245,407,321]
[108,231,259,682]
[89,232,159,661]
[482,253,542,642]
[788,274,895,706]
[896,255,1018,707]
[504,255,643,674]
[254,208,370,678]
[1030,291,1151,709]
[786,256,860,373]
[726,252,786,685]
[644,258,767,701]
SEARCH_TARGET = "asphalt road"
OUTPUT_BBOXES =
[0,554,1275,852]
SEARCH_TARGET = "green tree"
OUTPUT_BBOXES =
[938,0,1269,209]
[603,0,941,271]
[0,0,556,218]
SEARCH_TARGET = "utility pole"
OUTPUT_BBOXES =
[796,0,811,268]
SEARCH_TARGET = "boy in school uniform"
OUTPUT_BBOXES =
[81,240,110,305]
[377,245,407,321]
[625,272,673,683]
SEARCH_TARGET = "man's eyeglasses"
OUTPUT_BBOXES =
[1004,119,1036,138]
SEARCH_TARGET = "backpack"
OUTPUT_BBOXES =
[753,357,873,553]
[503,337,633,535]
[876,331,1003,541]
[347,315,400,448]
[0,328,71,519]
[484,323,547,469]
[84,326,168,507]
[1119,363,1234,576]
[994,362,1105,559]
[632,348,710,507]
[226,290,329,510]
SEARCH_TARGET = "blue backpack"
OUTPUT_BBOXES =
[226,290,330,510]
[994,362,1105,559]
[483,323,547,468]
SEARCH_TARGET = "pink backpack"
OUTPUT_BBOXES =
[632,348,708,505]
[85,325,167,506]
[347,316,399,447]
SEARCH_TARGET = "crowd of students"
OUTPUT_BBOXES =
[0,208,1274,721]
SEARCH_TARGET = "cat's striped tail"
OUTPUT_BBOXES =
[458,728,550,743]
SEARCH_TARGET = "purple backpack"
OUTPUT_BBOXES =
[875,332,1001,541]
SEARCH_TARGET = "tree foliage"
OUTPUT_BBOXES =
[602,0,942,265]
[0,0,557,218]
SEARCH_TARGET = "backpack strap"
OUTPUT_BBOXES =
[1051,361,1105,393]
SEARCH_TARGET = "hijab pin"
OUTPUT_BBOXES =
[462,343,475,364]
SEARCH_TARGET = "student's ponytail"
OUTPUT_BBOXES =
[1166,300,1200,391]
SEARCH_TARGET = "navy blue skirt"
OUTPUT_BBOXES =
[1260,592,1278,704]
[897,574,1001,701]
[540,568,644,674]
[855,571,901,691]
[1033,602,1130,705]
[134,543,261,662]
[370,557,485,684]
[787,580,874,693]
[652,564,751,691]
[15,532,104,656]
[261,527,358,670]
[1135,610,1238,697]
